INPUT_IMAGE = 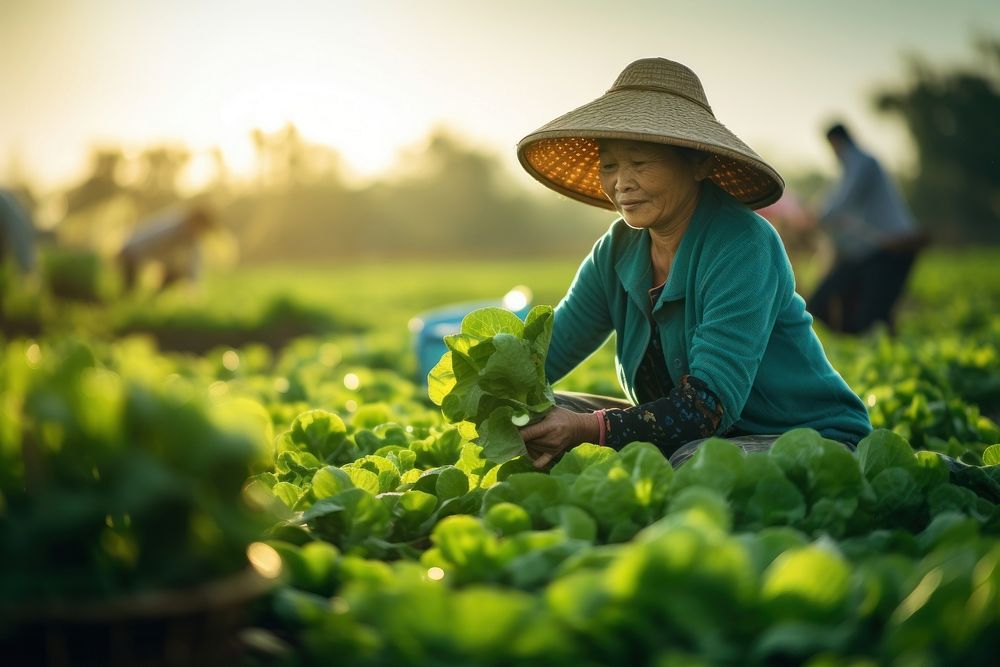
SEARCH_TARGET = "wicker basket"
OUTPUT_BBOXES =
[2,568,274,667]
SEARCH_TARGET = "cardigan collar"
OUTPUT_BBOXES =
[613,182,723,315]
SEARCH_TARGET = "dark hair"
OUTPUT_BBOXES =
[596,138,709,165]
[673,144,709,164]
[825,123,853,144]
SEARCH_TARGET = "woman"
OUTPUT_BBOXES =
[515,58,872,469]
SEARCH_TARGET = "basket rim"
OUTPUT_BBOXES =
[3,567,274,624]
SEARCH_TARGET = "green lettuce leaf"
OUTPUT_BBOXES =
[427,306,557,464]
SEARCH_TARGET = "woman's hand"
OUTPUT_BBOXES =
[519,407,601,470]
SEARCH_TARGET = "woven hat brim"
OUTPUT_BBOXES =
[517,89,784,210]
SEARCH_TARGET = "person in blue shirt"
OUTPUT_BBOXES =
[808,123,927,334]
[117,205,214,292]
[0,189,37,275]
[514,58,871,469]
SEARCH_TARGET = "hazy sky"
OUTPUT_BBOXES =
[2,0,998,192]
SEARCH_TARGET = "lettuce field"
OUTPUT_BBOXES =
[2,249,1000,666]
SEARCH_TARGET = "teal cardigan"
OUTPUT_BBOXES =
[545,182,872,445]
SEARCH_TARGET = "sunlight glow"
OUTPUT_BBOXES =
[502,286,532,312]
[222,350,240,371]
[209,381,229,398]
[2,2,997,190]
[247,542,283,579]
[25,343,42,367]
[319,343,342,368]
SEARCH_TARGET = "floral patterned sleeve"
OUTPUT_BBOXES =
[601,374,724,456]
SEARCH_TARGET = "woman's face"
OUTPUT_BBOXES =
[598,140,707,232]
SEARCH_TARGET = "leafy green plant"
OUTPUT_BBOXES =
[5,251,1000,666]
[428,306,556,462]
[0,339,271,605]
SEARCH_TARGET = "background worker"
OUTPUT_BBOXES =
[118,205,214,292]
[0,188,37,276]
[808,122,927,334]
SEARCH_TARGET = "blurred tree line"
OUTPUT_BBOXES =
[6,35,998,266]
[229,127,611,262]
[19,125,611,265]
[874,35,1000,244]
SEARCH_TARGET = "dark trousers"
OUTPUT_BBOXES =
[808,247,917,334]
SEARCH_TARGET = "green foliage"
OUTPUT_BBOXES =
[874,37,1000,243]
[429,306,556,463]
[281,409,353,463]
[5,251,1000,665]
[41,246,119,302]
[0,338,270,604]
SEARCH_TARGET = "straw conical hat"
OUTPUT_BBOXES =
[517,58,784,210]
